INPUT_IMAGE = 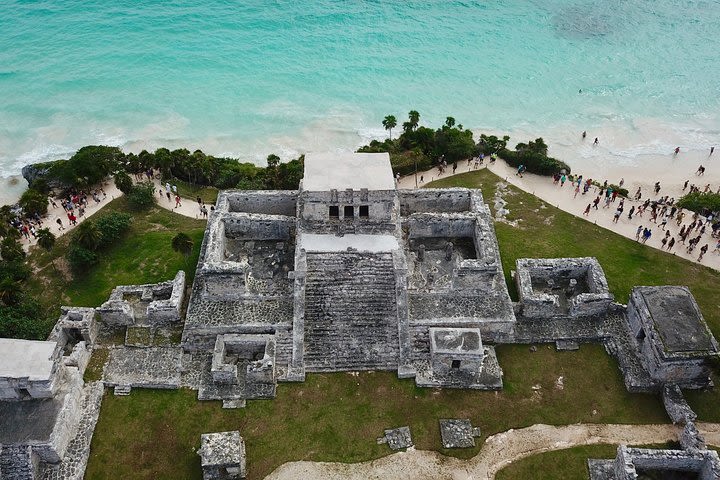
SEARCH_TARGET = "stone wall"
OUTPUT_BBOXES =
[515,257,613,318]
[298,189,398,235]
[224,190,298,217]
[398,189,471,215]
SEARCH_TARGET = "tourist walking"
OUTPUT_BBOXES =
[583,204,591,216]
[635,226,643,241]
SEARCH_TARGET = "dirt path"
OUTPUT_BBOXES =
[266,422,720,480]
[21,178,206,252]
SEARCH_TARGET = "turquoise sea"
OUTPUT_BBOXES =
[1,0,719,187]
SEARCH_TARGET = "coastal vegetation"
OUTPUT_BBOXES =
[677,191,720,217]
[24,145,304,195]
[358,111,571,178]
[80,168,719,479]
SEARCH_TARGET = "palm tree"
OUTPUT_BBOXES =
[382,115,397,140]
[0,277,22,306]
[36,228,58,274]
[408,110,420,130]
[445,116,456,128]
[74,221,102,251]
[172,233,194,264]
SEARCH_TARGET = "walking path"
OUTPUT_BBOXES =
[266,422,720,480]
[397,160,720,271]
[20,178,209,252]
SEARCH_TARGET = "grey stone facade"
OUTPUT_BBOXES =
[0,307,101,479]
[588,445,720,480]
[625,286,719,389]
[181,153,516,400]
[197,431,246,480]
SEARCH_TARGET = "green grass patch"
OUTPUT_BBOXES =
[87,344,668,480]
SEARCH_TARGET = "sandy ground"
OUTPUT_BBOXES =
[266,422,720,480]
[397,159,720,271]
[20,178,208,252]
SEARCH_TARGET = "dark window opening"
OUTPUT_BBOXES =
[329,206,339,218]
[344,205,354,218]
[16,388,31,399]
[451,360,461,369]
[636,328,646,342]
[359,205,369,218]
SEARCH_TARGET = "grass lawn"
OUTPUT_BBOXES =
[66,168,720,479]
[25,197,207,332]
[86,344,668,480]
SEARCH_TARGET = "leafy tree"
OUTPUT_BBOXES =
[114,171,134,194]
[0,301,47,339]
[72,220,102,251]
[18,188,48,216]
[445,116,456,128]
[127,182,157,211]
[153,148,173,178]
[52,145,122,188]
[382,115,397,140]
[1,236,25,261]
[36,228,57,273]
[172,233,194,263]
[36,228,56,252]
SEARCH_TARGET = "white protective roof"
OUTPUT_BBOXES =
[0,339,56,381]
[302,152,395,191]
[299,233,399,253]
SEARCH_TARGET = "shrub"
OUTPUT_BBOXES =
[50,145,122,188]
[0,301,48,339]
[94,212,132,248]
[114,171,134,194]
[677,192,720,216]
[67,244,98,272]
[18,188,48,216]
[127,182,157,211]
[72,220,103,251]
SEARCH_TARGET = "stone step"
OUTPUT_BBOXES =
[113,385,132,396]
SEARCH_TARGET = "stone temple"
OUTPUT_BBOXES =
[182,152,512,399]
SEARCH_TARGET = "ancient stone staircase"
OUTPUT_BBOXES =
[303,252,399,371]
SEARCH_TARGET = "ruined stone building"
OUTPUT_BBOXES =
[0,308,102,480]
[181,152,512,402]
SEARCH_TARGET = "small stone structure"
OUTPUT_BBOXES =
[197,431,246,480]
[377,427,413,450]
[0,309,103,479]
[588,445,720,480]
[438,419,481,448]
[415,328,503,389]
[625,286,719,389]
[96,271,185,327]
[515,257,613,318]
[0,339,62,400]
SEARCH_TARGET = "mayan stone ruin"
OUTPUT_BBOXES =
[2,152,719,479]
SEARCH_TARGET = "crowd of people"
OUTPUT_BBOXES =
[9,187,109,245]
[560,169,719,263]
